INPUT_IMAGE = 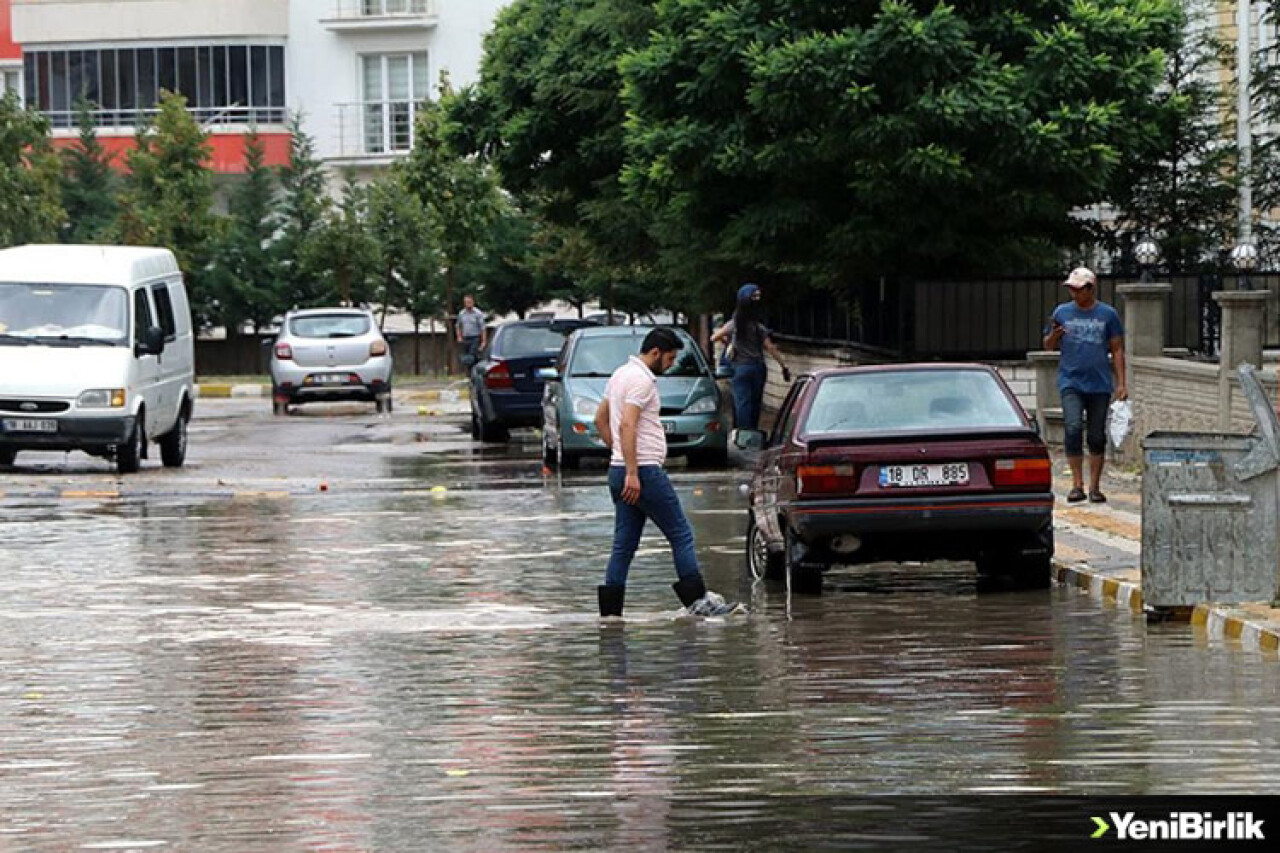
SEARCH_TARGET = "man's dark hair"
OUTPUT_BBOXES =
[640,327,682,354]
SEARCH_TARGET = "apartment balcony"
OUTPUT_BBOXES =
[332,100,419,164]
[321,0,438,33]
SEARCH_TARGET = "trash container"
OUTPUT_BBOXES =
[1141,364,1280,610]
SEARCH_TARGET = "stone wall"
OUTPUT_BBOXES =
[1131,356,1278,438]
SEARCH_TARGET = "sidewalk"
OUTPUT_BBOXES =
[1049,461,1280,655]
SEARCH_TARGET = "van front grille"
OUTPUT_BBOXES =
[0,399,70,414]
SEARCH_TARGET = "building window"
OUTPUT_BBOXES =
[360,52,429,154]
[1,68,20,102]
[22,43,287,129]
[362,0,430,15]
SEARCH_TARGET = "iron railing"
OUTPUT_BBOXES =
[334,100,419,158]
[327,0,435,19]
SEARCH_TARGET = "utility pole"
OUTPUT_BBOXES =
[1237,0,1253,242]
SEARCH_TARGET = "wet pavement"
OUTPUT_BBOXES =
[2,398,1280,849]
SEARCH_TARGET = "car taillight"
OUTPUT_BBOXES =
[993,458,1052,488]
[370,339,388,357]
[275,342,293,360]
[485,361,514,390]
[797,464,856,496]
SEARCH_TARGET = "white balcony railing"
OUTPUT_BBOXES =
[323,0,437,29]
[334,100,419,159]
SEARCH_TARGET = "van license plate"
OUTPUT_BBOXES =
[879,463,969,488]
[3,418,57,433]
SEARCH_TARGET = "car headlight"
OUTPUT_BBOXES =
[572,396,600,418]
[685,395,718,414]
[77,389,126,408]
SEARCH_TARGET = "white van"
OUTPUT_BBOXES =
[0,245,196,474]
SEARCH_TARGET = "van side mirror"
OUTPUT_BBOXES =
[732,429,767,451]
[137,325,166,356]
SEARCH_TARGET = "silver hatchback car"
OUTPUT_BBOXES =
[268,308,394,415]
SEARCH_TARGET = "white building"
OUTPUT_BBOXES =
[8,0,510,177]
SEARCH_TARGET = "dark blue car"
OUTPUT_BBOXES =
[469,318,597,442]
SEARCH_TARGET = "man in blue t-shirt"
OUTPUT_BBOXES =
[1042,267,1127,504]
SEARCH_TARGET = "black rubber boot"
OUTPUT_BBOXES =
[671,575,707,608]
[598,584,626,617]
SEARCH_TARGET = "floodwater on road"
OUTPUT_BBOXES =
[2,435,1279,849]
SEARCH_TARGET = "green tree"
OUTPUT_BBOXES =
[0,91,64,247]
[367,165,444,373]
[1251,1,1280,262]
[453,0,659,308]
[310,172,379,306]
[1104,2,1235,272]
[456,198,547,318]
[274,114,332,312]
[209,129,280,333]
[60,98,119,244]
[619,0,1182,295]
[117,90,220,325]
[402,78,502,367]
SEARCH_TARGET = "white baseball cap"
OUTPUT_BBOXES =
[1063,267,1097,289]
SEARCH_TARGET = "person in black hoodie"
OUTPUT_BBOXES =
[710,283,792,431]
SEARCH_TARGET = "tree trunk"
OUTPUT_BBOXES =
[412,316,422,375]
[445,266,457,375]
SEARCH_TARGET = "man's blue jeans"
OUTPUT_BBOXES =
[731,361,767,430]
[1060,388,1110,457]
[604,465,702,587]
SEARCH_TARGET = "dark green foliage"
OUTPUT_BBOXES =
[60,98,119,244]
[209,129,280,332]
[0,91,64,247]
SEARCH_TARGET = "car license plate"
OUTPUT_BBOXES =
[3,418,57,433]
[663,421,676,434]
[311,373,347,385]
[879,463,969,488]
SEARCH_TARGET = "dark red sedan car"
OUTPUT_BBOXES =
[744,364,1054,591]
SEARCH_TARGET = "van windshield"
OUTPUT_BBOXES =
[0,282,129,345]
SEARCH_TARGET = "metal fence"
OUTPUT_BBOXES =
[768,273,1280,362]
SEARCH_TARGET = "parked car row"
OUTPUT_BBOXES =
[466,319,730,468]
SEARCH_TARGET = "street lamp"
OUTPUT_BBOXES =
[1134,238,1161,283]
[1231,241,1260,291]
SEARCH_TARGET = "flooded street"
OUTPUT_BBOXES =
[2,399,1279,850]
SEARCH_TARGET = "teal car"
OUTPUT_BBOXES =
[540,326,729,468]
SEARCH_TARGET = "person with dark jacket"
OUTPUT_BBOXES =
[710,284,792,430]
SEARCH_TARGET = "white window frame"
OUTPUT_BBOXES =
[0,65,21,103]
[359,51,429,155]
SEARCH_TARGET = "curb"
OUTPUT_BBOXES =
[407,388,470,402]
[195,384,269,399]
[1054,560,1280,655]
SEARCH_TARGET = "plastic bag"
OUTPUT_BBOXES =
[1107,400,1133,449]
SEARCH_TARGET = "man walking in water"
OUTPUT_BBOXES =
[593,328,739,618]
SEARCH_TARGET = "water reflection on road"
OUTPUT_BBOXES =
[1,449,1279,849]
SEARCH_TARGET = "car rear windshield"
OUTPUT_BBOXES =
[289,314,371,338]
[496,324,574,356]
[0,282,128,344]
[803,370,1024,435]
[570,332,707,377]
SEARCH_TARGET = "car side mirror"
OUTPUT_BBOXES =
[715,364,734,380]
[535,367,560,381]
[137,325,166,356]
[732,429,767,451]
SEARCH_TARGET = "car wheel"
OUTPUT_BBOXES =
[784,525,824,595]
[0,449,15,467]
[746,512,785,581]
[159,410,188,468]
[976,526,1053,590]
[116,417,144,475]
[478,416,509,443]
[689,447,729,468]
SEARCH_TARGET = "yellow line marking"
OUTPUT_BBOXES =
[1191,607,1209,627]
[1224,618,1245,640]
[61,490,120,499]
[1261,632,1279,653]
[1101,579,1119,599]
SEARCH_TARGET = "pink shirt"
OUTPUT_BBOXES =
[605,355,667,467]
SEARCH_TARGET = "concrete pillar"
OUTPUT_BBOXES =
[1213,290,1269,429]
[1117,282,1172,359]
[1027,350,1061,437]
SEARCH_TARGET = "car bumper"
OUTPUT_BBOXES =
[272,359,393,396]
[791,493,1054,538]
[559,414,728,454]
[486,391,544,428]
[0,414,136,452]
